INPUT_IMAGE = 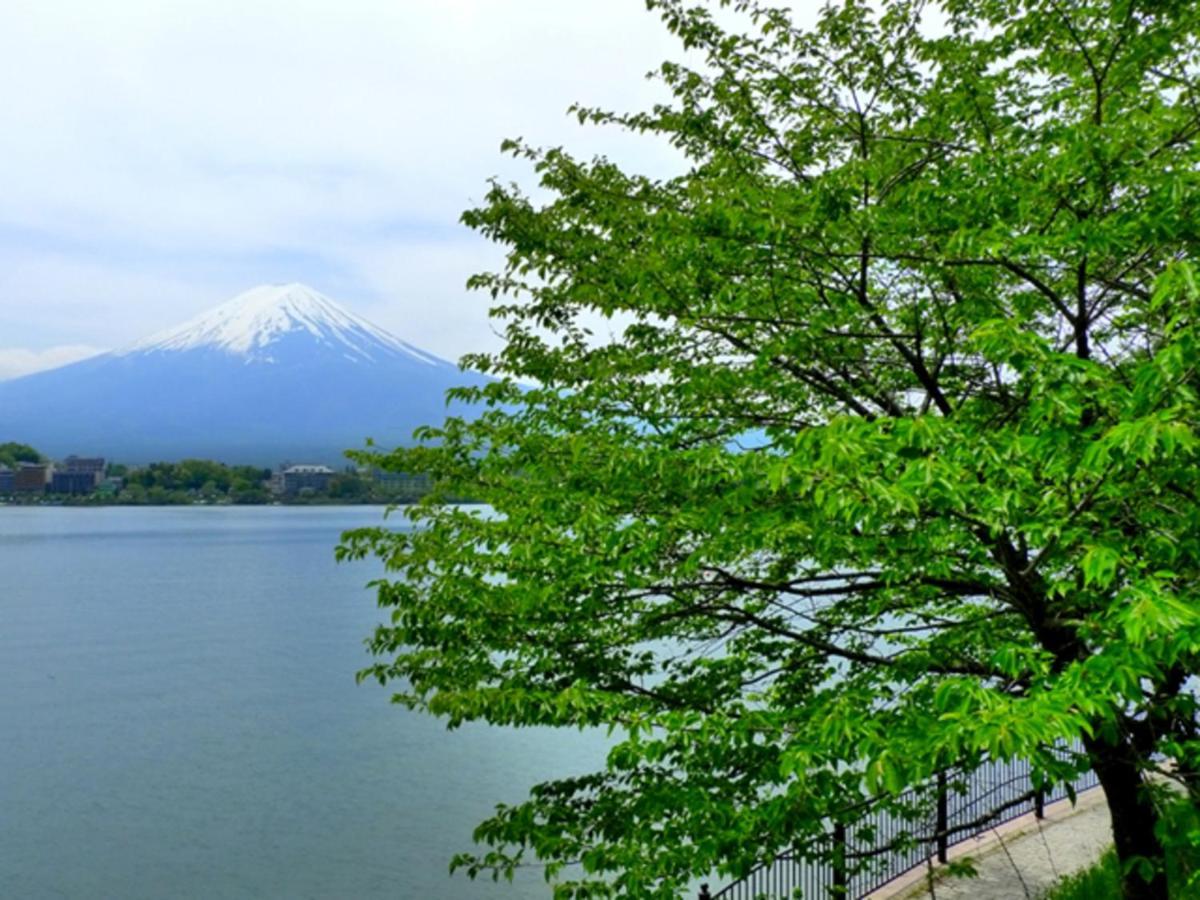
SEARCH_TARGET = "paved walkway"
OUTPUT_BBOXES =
[871,786,1112,899]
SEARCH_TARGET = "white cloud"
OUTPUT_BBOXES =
[0,1,811,358]
[0,345,107,380]
[0,248,230,348]
[0,0,686,245]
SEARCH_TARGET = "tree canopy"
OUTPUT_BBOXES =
[0,441,42,468]
[122,459,271,494]
[343,1,1200,897]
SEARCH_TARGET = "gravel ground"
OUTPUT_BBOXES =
[877,787,1113,899]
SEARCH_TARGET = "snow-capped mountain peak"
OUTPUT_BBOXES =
[121,283,446,366]
[0,282,490,464]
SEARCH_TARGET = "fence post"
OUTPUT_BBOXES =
[832,821,848,897]
[936,769,949,864]
[1035,786,1045,819]
[698,884,712,900]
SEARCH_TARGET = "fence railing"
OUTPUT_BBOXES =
[700,743,1101,900]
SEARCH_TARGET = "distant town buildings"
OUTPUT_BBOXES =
[50,456,106,494]
[61,456,106,477]
[0,453,432,504]
[280,464,334,496]
[372,469,433,496]
[50,471,99,495]
[14,462,51,493]
[0,456,106,497]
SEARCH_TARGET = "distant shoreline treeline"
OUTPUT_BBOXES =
[0,443,439,506]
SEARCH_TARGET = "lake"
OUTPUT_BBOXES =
[0,506,609,899]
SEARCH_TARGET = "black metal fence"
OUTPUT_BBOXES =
[702,744,1102,899]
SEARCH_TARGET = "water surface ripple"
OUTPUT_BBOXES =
[0,506,605,899]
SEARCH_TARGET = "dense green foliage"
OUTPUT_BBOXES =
[106,465,429,505]
[344,2,1200,898]
[1044,850,1124,900]
[0,441,42,468]
[122,459,273,502]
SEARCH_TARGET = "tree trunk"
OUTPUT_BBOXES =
[1084,735,1168,900]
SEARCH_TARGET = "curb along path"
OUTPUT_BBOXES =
[873,787,1112,899]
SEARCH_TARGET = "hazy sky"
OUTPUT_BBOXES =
[0,1,824,379]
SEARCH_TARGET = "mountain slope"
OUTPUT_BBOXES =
[0,284,486,465]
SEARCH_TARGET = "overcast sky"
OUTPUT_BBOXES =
[0,1,821,379]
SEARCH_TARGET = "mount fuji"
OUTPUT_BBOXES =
[0,284,489,465]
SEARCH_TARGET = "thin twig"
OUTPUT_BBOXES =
[991,825,1033,899]
[1035,815,1061,881]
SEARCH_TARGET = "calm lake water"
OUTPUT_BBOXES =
[0,506,609,899]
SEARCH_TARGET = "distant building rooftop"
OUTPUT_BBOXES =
[60,456,105,473]
[280,464,335,496]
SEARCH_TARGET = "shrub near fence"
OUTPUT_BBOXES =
[702,743,1102,900]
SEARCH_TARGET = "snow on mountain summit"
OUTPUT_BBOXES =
[0,282,493,463]
[122,283,447,366]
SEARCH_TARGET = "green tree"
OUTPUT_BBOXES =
[328,472,369,500]
[0,442,42,468]
[231,484,269,505]
[342,2,1200,897]
[120,483,147,505]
